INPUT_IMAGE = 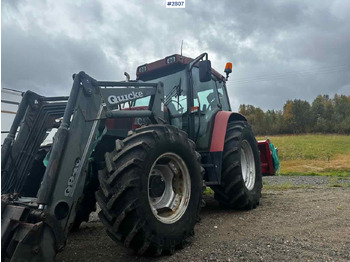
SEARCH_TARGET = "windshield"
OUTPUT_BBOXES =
[138,69,187,106]
[137,69,188,129]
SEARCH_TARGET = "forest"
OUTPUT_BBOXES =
[239,94,350,135]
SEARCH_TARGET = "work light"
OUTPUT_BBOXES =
[138,65,147,73]
[166,56,176,64]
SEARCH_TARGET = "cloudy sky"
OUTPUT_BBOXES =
[2,0,350,111]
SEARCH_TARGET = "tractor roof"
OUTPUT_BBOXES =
[136,54,225,82]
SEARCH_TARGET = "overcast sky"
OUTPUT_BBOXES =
[2,0,350,111]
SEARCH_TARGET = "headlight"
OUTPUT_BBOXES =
[138,65,147,73]
[166,56,176,64]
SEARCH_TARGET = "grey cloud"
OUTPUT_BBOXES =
[2,26,119,96]
[1,0,350,111]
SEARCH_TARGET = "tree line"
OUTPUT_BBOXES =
[239,94,350,135]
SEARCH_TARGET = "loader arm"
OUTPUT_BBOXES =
[1,71,164,261]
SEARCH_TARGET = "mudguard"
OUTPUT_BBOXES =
[210,111,247,152]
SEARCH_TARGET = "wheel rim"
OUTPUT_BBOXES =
[148,152,191,224]
[241,140,256,190]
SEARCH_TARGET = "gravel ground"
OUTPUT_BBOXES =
[57,176,350,262]
[263,175,350,186]
[263,175,331,186]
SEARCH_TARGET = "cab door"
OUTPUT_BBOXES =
[190,67,222,150]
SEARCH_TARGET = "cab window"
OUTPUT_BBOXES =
[215,81,230,111]
[139,70,188,130]
[192,67,219,121]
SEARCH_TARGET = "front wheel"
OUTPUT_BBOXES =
[212,121,262,210]
[96,125,203,255]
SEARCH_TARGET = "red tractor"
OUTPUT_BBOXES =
[1,53,276,261]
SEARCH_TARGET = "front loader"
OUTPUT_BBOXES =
[1,53,276,261]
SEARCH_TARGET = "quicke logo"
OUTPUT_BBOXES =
[108,91,144,104]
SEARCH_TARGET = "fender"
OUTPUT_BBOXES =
[210,111,247,152]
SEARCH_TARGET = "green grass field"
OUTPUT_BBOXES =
[257,134,350,176]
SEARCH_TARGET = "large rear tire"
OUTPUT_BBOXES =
[96,125,203,255]
[212,121,262,209]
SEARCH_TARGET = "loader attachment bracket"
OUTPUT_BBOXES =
[2,197,65,261]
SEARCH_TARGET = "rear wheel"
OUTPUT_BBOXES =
[96,125,203,255]
[212,121,262,209]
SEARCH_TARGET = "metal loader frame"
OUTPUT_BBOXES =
[1,71,164,261]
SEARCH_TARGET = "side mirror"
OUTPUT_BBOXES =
[199,60,212,82]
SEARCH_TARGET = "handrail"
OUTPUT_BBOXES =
[2,88,23,96]
[1,100,20,105]
[1,110,17,115]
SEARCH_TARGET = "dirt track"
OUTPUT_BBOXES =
[57,176,350,261]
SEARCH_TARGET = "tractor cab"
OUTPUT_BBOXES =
[135,53,231,150]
